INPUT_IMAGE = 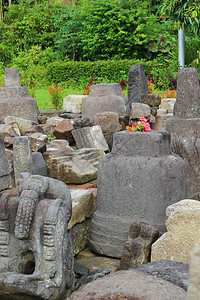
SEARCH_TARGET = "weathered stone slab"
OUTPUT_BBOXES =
[130,103,151,121]
[93,112,122,150]
[70,219,91,256]
[68,269,187,300]
[32,152,48,176]
[166,117,200,138]
[141,93,161,107]
[151,199,200,263]
[119,222,159,270]
[0,139,11,191]
[159,98,176,113]
[188,245,200,300]
[72,125,109,152]
[0,123,20,147]
[151,114,173,132]
[82,83,130,121]
[4,115,38,134]
[63,95,88,113]
[68,189,94,229]
[44,155,97,184]
[128,64,149,105]
[90,131,188,258]
[0,68,39,123]
[174,67,200,118]
[166,117,200,198]
[135,259,189,291]
[93,112,122,133]
[53,118,75,144]
[13,136,33,185]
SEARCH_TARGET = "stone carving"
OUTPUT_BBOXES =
[166,68,200,199]
[0,172,74,299]
[0,139,11,191]
[0,68,39,123]
[90,130,189,258]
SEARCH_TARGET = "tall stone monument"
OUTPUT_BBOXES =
[90,130,189,258]
[0,172,74,299]
[0,139,11,191]
[166,67,200,199]
[128,64,150,105]
[0,68,39,123]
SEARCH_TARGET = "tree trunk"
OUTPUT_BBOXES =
[178,27,185,69]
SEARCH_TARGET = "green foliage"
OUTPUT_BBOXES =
[48,81,66,109]
[0,2,59,65]
[185,35,200,66]
[159,0,200,32]
[46,58,177,90]
[78,0,150,60]
[54,6,83,60]
[10,45,56,87]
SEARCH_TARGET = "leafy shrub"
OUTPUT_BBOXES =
[49,81,66,109]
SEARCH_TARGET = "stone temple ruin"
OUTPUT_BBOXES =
[0,66,199,299]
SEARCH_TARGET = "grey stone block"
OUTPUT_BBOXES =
[72,125,109,152]
[13,136,33,185]
[174,67,200,119]
[82,83,130,121]
[90,131,189,258]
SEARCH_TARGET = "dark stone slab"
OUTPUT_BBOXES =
[135,259,189,291]
[128,64,149,105]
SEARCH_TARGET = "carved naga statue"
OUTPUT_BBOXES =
[0,172,74,300]
[15,172,72,240]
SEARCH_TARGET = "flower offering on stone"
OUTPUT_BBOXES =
[126,116,151,132]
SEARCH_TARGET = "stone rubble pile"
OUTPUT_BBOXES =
[0,66,199,299]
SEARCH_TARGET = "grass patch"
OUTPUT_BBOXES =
[35,86,84,109]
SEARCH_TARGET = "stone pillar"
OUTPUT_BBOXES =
[4,68,21,88]
[0,139,11,191]
[188,245,200,300]
[166,67,200,199]
[128,64,149,106]
[13,136,33,185]
[90,130,189,258]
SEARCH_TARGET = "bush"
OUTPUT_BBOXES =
[46,58,177,90]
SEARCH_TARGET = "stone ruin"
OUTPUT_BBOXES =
[0,172,74,299]
[0,68,39,123]
[166,67,200,199]
[81,83,130,121]
[90,130,189,258]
